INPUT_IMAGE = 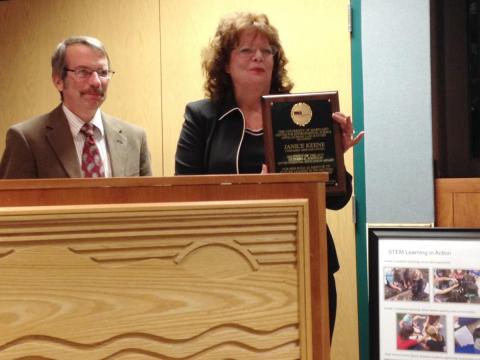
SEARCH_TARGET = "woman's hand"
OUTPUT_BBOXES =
[332,112,365,153]
[261,164,269,174]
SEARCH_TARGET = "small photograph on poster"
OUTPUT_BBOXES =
[396,313,446,352]
[433,268,480,303]
[384,267,429,301]
[453,316,480,354]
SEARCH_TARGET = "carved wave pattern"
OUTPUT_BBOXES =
[0,205,308,359]
[41,211,301,269]
[0,324,300,359]
[0,249,14,258]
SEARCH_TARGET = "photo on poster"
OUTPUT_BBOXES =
[434,268,480,303]
[454,316,480,354]
[384,267,429,301]
[396,313,446,352]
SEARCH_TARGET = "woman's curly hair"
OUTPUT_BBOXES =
[202,12,294,103]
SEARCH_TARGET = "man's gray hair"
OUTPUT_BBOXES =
[51,36,111,79]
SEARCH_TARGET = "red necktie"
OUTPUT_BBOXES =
[80,123,105,178]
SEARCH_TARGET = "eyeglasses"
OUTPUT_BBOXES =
[235,46,278,58]
[65,67,115,79]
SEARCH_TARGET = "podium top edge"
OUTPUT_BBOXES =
[0,173,329,190]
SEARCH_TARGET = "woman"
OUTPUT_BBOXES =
[175,11,363,336]
[424,325,445,352]
[397,325,427,350]
[411,269,428,301]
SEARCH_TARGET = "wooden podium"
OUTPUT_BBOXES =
[0,174,329,360]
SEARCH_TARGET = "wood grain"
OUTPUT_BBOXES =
[0,201,311,359]
[1,0,357,355]
[435,178,480,227]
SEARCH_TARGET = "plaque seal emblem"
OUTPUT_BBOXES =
[291,102,312,127]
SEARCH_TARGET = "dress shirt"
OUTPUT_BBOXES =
[63,104,112,177]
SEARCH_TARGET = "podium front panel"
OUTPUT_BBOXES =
[0,200,314,359]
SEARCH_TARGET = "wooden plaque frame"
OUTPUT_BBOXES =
[262,92,346,195]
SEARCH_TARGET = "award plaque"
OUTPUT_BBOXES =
[261,91,346,194]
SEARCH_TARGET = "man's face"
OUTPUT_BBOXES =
[53,43,110,121]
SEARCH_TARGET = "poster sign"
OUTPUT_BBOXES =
[369,228,480,359]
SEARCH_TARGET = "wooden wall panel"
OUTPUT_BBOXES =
[0,1,357,358]
[0,0,162,174]
[436,178,480,227]
[160,0,353,178]
[454,193,480,227]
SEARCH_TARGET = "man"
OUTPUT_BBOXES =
[0,36,151,178]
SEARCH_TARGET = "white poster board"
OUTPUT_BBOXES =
[369,229,480,359]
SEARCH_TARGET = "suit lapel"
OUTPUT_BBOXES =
[103,113,127,177]
[45,106,82,178]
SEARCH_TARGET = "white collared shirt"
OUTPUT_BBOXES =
[63,104,112,177]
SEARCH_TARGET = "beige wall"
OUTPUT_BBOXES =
[0,1,358,358]
[0,0,163,173]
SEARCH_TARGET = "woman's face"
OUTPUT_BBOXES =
[226,29,274,96]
